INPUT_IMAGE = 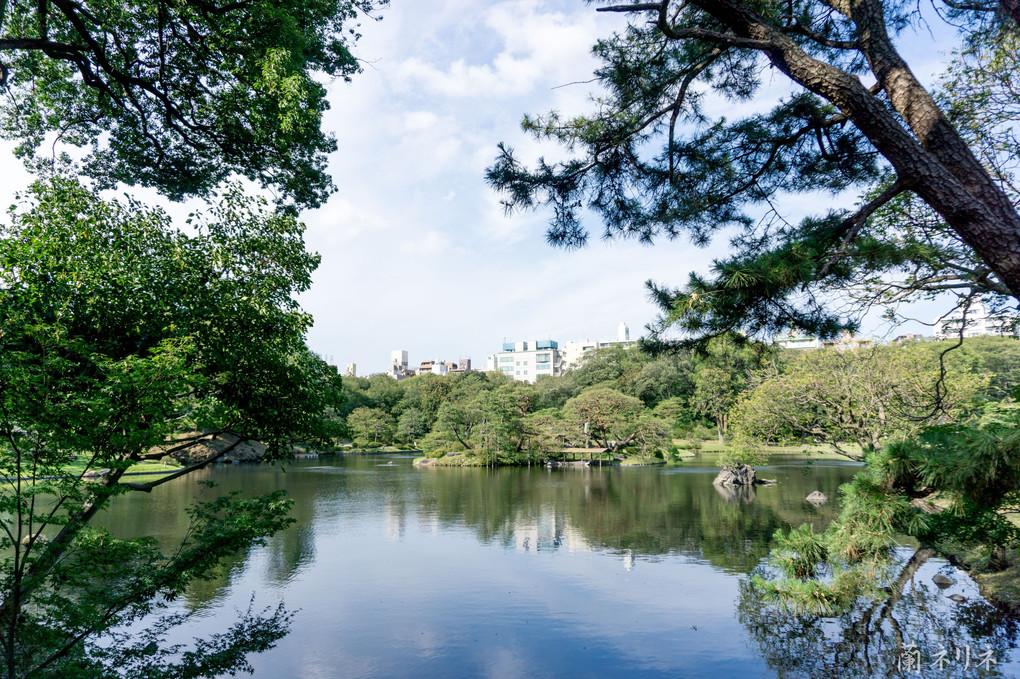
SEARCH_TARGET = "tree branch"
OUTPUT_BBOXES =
[120,436,249,492]
[596,3,664,12]
[818,177,912,278]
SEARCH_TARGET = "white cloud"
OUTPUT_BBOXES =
[399,229,463,256]
[391,1,614,100]
[402,110,440,131]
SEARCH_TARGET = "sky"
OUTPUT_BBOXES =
[0,1,965,375]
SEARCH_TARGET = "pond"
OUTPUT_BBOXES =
[97,453,1020,678]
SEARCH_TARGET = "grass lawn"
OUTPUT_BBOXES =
[671,438,860,460]
[7,458,182,481]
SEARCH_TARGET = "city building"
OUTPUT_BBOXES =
[772,332,822,350]
[487,339,564,384]
[345,363,357,378]
[892,333,928,344]
[418,360,452,376]
[773,330,874,351]
[387,350,413,380]
[561,322,638,368]
[934,300,1017,339]
[822,331,874,352]
[387,350,471,379]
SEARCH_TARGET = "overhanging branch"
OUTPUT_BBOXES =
[121,436,248,492]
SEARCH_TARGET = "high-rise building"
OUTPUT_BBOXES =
[345,363,357,377]
[387,349,412,380]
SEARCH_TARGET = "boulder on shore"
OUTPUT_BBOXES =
[151,431,266,464]
[713,463,765,486]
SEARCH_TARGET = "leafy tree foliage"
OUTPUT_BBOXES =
[731,342,986,459]
[348,337,1014,463]
[488,0,1020,344]
[346,407,396,445]
[395,407,430,444]
[0,177,342,675]
[748,400,1020,619]
[0,0,386,210]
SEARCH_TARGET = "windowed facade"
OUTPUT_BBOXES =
[486,339,563,384]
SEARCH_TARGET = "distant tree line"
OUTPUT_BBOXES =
[340,335,1020,464]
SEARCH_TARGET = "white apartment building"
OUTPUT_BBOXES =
[561,322,638,368]
[772,332,822,350]
[934,300,1017,339]
[487,339,564,384]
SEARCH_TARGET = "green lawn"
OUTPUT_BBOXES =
[7,458,181,481]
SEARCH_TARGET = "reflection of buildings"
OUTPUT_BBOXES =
[512,512,593,554]
[934,300,1016,339]
[383,499,406,542]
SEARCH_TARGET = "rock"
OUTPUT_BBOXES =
[713,463,760,486]
[910,497,942,514]
[806,491,829,505]
[933,574,955,589]
[149,431,266,464]
[948,593,968,604]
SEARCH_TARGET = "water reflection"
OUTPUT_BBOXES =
[713,482,757,504]
[92,454,1019,678]
[740,552,1019,677]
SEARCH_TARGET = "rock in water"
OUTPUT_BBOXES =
[932,574,956,589]
[806,491,829,505]
[713,463,759,486]
[948,594,968,604]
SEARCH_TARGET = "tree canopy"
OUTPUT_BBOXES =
[488,0,1020,344]
[0,0,386,211]
[0,177,343,675]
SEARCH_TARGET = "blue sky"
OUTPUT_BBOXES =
[0,1,964,375]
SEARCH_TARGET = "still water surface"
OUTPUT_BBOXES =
[97,454,1020,678]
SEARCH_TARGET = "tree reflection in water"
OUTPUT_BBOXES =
[739,548,1019,678]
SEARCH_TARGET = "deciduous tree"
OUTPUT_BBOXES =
[0,177,342,676]
[730,343,986,459]
[0,0,385,210]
